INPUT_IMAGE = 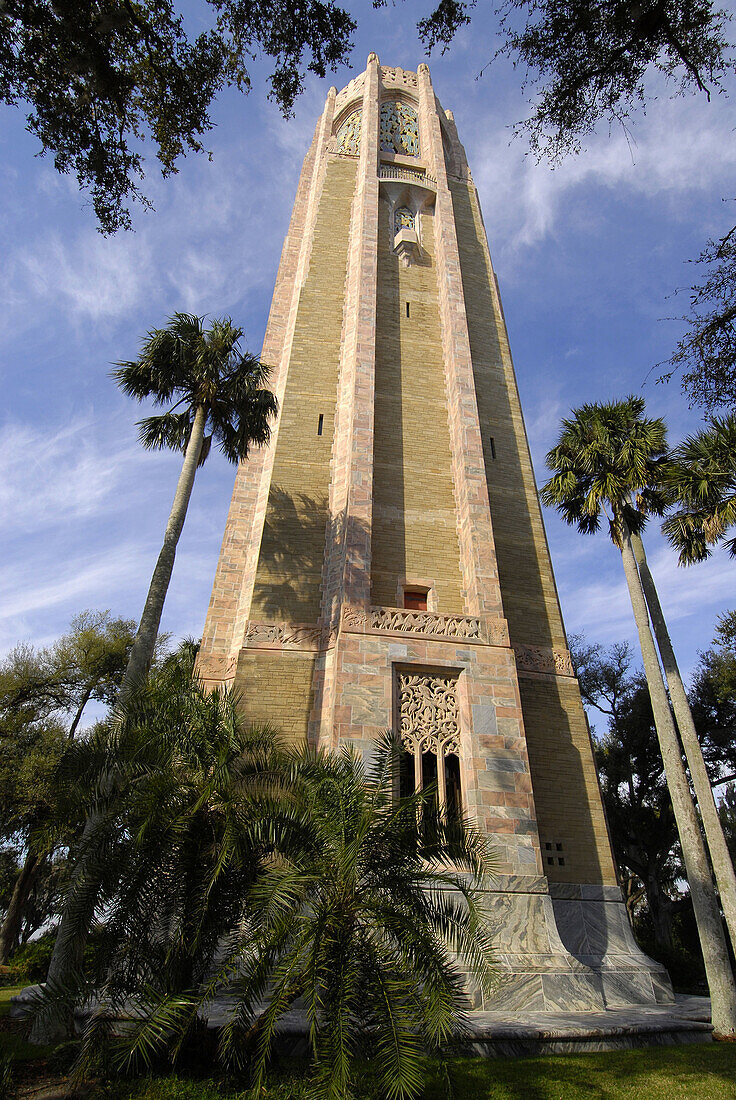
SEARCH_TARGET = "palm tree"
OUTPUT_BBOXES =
[541,396,736,1035]
[630,531,736,959]
[663,413,736,565]
[70,734,495,1100]
[31,320,277,1042]
[114,313,277,702]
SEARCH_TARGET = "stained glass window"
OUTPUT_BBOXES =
[335,109,362,155]
[380,101,420,157]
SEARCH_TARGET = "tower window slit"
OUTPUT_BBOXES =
[489,436,496,460]
[406,301,410,318]
[317,414,324,436]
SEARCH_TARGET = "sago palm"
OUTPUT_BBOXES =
[663,413,736,564]
[541,395,736,1035]
[114,313,277,701]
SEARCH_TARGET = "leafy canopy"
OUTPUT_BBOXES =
[0,0,355,232]
[540,395,671,544]
[664,225,736,413]
[112,313,278,466]
[414,0,734,161]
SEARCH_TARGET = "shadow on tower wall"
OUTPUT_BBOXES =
[251,486,371,625]
[251,486,330,622]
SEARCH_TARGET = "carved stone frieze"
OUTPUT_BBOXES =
[340,605,508,646]
[194,654,238,681]
[244,621,322,650]
[513,643,575,677]
[374,607,482,638]
[334,75,365,111]
[398,672,459,755]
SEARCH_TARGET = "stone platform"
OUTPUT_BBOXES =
[204,994,713,1059]
[11,989,711,1059]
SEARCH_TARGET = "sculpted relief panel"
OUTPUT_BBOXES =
[513,643,575,677]
[341,605,508,645]
[398,672,459,756]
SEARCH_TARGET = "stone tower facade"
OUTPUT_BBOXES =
[198,54,671,1011]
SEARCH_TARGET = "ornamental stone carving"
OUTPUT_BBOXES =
[340,605,508,645]
[341,606,369,629]
[513,643,575,677]
[244,622,322,650]
[394,206,415,233]
[334,74,364,111]
[195,654,238,681]
[374,608,482,638]
[398,672,459,756]
[380,101,420,157]
[380,66,418,88]
[335,108,362,155]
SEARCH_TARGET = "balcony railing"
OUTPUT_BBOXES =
[378,165,437,190]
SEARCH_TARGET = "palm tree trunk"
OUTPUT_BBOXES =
[631,531,736,957]
[118,405,207,704]
[620,525,736,1034]
[31,411,207,1044]
[0,851,41,964]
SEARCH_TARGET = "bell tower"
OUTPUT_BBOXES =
[197,54,672,1012]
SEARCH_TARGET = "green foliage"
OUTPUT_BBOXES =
[0,609,137,739]
[0,0,355,233]
[0,1052,11,1096]
[0,612,140,962]
[9,1046,736,1100]
[663,413,736,563]
[9,931,55,983]
[689,609,736,785]
[206,735,496,1099]
[113,314,278,466]
[540,395,671,544]
[42,646,495,1100]
[665,224,736,413]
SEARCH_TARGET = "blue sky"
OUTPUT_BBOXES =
[1,0,734,693]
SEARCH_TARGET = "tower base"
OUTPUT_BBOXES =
[471,876,672,1012]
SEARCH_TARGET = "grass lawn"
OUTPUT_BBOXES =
[18,1043,733,1100]
[1,994,735,1100]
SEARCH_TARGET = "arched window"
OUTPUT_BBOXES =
[335,108,362,155]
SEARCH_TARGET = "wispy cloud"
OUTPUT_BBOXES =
[469,84,736,256]
[0,417,154,534]
[0,134,289,332]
